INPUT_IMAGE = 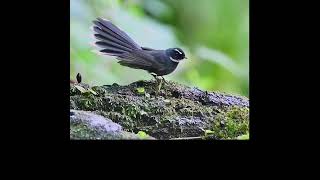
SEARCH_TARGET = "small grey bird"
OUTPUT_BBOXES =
[91,18,187,80]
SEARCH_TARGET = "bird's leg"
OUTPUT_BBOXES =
[150,73,158,82]
[151,73,160,86]
[158,78,163,92]
[150,73,159,94]
[150,73,161,94]
[160,76,168,85]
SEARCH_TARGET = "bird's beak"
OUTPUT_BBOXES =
[185,57,188,59]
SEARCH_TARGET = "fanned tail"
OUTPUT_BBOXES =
[92,18,141,56]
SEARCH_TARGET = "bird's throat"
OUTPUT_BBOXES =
[169,57,180,63]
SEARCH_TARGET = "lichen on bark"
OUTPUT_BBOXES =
[70,80,249,140]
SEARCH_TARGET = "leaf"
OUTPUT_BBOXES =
[236,134,249,140]
[74,85,87,93]
[137,131,149,139]
[204,130,214,136]
[140,110,148,116]
[88,88,97,95]
[136,87,145,94]
[163,99,170,103]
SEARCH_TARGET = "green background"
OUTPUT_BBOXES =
[70,0,249,97]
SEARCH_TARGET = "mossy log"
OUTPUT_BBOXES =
[70,80,249,140]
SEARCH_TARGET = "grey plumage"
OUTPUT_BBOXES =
[92,18,140,52]
[92,18,185,76]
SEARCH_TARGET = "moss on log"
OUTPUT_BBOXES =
[70,80,249,140]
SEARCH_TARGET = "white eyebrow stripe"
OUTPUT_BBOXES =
[174,49,183,54]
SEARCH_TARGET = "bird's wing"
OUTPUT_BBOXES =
[141,47,156,51]
[116,50,165,71]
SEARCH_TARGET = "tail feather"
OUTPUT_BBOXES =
[94,33,133,50]
[95,40,132,53]
[92,18,141,56]
[100,49,124,55]
[94,18,141,49]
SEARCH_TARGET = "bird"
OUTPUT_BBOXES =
[91,18,187,83]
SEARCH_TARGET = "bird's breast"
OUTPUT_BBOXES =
[155,60,179,76]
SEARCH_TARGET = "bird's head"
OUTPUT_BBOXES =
[166,48,187,62]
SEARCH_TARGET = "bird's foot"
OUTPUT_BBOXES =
[150,73,159,82]
[160,76,168,85]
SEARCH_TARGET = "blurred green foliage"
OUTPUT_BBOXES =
[70,0,249,97]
